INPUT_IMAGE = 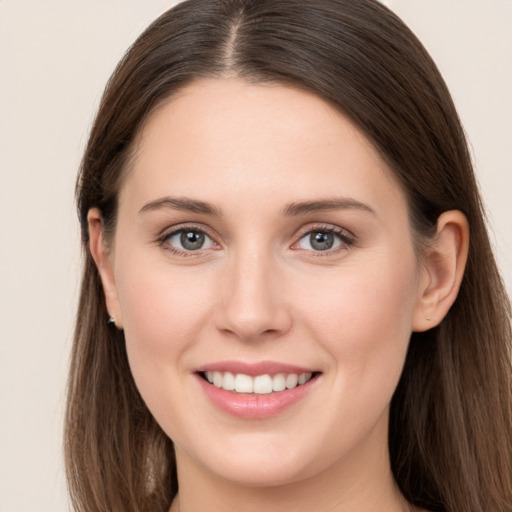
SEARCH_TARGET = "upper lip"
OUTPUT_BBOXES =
[195,360,319,376]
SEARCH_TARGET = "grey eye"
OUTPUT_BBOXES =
[181,230,205,250]
[297,230,344,251]
[310,232,335,250]
[166,229,215,251]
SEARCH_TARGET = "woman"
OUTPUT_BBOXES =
[65,1,512,511]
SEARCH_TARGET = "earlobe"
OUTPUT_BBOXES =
[413,210,469,332]
[87,208,123,329]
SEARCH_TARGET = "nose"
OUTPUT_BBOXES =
[215,247,292,342]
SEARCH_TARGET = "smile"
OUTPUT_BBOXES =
[195,362,321,419]
[202,371,314,394]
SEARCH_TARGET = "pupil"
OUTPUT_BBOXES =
[310,231,334,251]
[181,231,204,250]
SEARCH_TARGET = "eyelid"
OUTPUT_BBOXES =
[295,223,356,240]
[156,223,221,255]
[157,222,217,239]
[155,222,356,257]
[290,223,357,253]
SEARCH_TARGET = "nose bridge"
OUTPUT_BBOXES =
[216,242,291,341]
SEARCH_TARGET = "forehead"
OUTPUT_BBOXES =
[121,78,406,217]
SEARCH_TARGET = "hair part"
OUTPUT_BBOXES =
[67,1,512,511]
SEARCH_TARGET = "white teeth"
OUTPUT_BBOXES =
[272,373,286,392]
[254,374,273,394]
[285,373,298,389]
[204,371,314,393]
[213,371,223,388]
[235,374,253,393]
[222,371,235,391]
[298,372,312,385]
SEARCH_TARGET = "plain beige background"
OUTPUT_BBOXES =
[0,1,510,511]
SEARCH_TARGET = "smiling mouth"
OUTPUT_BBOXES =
[199,371,319,394]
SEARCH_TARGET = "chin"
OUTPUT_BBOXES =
[207,456,316,488]
[178,430,336,489]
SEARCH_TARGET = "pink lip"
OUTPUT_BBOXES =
[195,360,317,376]
[194,361,320,419]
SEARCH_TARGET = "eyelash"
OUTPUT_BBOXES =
[291,224,356,257]
[156,223,356,257]
[157,223,219,257]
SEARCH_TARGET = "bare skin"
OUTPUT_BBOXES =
[89,79,468,512]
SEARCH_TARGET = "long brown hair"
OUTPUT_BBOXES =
[65,1,512,511]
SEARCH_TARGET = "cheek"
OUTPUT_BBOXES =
[114,253,215,382]
[297,251,419,390]
[121,275,191,344]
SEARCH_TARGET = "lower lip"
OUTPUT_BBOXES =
[196,374,319,419]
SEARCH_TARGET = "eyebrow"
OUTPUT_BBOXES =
[138,196,375,217]
[139,197,223,216]
[282,198,376,216]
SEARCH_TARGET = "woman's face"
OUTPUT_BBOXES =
[105,78,428,486]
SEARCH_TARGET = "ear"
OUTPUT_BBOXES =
[87,208,123,329]
[413,210,469,332]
